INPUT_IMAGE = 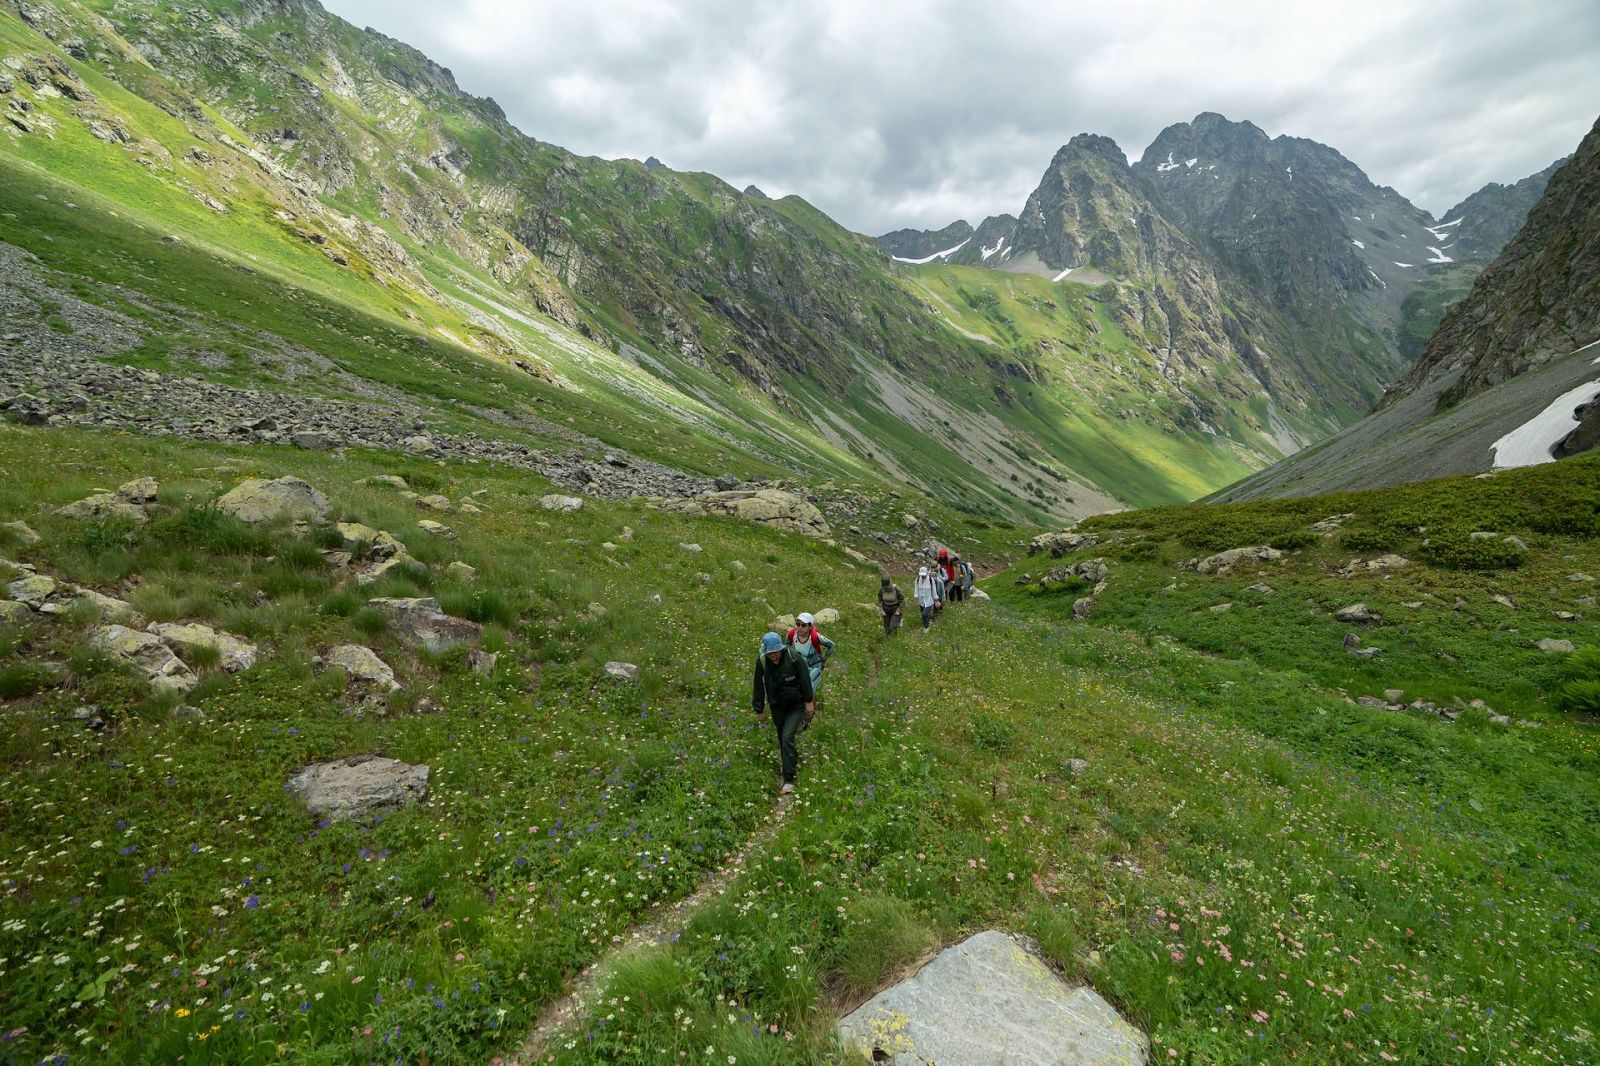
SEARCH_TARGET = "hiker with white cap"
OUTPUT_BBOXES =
[752,631,815,794]
[914,566,941,630]
[786,611,835,694]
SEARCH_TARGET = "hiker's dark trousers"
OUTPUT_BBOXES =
[882,609,902,634]
[772,702,805,783]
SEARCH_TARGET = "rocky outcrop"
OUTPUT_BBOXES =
[1029,530,1098,557]
[660,489,830,538]
[92,624,196,695]
[837,930,1148,1065]
[284,755,428,820]
[148,622,258,672]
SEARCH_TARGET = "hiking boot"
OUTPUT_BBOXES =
[780,781,795,795]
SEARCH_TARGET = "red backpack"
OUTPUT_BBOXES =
[787,625,824,647]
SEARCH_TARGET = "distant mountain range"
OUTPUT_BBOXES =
[874,113,1564,427]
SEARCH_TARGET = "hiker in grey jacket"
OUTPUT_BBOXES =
[752,631,815,794]
[878,576,905,635]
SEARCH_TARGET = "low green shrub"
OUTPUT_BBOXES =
[831,895,936,995]
[1553,646,1600,715]
[1415,532,1527,571]
[0,662,57,699]
[1268,529,1319,551]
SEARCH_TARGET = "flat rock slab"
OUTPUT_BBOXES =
[284,755,428,820]
[837,930,1147,1065]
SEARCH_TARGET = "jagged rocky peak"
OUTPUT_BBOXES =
[643,156,667,171]
[743,184,770,200]
[1442,155,1570,261]
[1056,132,1130,168]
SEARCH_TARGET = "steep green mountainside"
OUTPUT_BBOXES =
[1,424,1595,1064]
[1214,113,1600,502]
[0,0,1365,515]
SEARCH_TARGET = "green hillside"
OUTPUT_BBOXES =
[1,425,1595,1063]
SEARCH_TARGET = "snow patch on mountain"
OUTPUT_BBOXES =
[1156,152,1181,173]
[980,237,1007,261]
[1351,239,1365,249]
[1492,380,1600,468]
[1425,247,1454,264]
[1393,262,1414,268]
[893,238,971,265]
[1052,266,1078,282]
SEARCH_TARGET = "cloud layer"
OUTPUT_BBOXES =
[322,0,1600,232]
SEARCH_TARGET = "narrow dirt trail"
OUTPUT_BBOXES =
[515,789,799,1061]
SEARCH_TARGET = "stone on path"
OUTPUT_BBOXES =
[327,644,399,690]
[92,624,196,694]
[837,930,1148,1065]
[366,597,482,652]
[149,621,258,672]
[216,477,330,526]
[284,755,428,820]
[603,661,640,682]
[540,494,584,512]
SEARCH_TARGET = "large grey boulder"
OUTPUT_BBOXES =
[0,600,32,625]
[603,661,641,682]
[365,597,482,652]
[1537,638,1576,654]
[216,477,330,526]
[54,492,148,523]
[284,755,428,820]
[149,622,258,672]
[327,644,399,690]
[539,494,584,512]
[67,587,142,623]
[837,930,1147,1065]
[91,624,196,694]
[1334,603,1376,624]
[1184,546,1282,575]
[2,520,41,545]
[661,489,831,538]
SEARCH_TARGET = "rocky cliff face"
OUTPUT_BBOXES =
[1392,114,1600,410]
[874,220,974,261]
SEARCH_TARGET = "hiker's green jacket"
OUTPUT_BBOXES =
[752,647,814,713]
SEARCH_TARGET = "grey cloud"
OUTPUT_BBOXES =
[322,0,1600,231]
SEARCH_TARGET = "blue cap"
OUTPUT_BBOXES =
[760,632,784,654]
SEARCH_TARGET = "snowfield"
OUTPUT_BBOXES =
[893,238,971,265]
[1491,380,1600,468]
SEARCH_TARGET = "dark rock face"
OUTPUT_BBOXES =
[1556,399,1600,458]
[1394,113,1600,412]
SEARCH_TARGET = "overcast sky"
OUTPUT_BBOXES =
[322,0,1600,234]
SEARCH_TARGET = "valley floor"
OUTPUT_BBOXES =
[0,426,1596,1064]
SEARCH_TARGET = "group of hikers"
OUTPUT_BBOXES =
[751,547,975,794]
[876,546,975,634]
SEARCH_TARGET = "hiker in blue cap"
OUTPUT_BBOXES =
[752,630,815,794]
